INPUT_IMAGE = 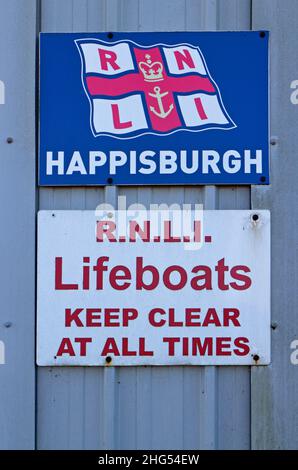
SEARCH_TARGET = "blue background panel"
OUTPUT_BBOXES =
[39,32,269,186]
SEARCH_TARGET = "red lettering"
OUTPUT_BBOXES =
[136,257,159,290]
[234,337,250,356]
[111,104,132,129]
[55,257,78,290]
[202,308,221,327]
[93,257,109,290]
[96,221,117,242]
[56,338,75,356]
[75,337,92,356]
[129,221,150,242]
[148,308,166,327]
[194,220,201,242]
[163,337,180,356]
[168,307,183,327]
[98,49,120,71]
[230,266,252,290]
[105,308,120,327]
[182,337,189,355]
[192,337,213,355]
[185,308,201,326]
[216,337,232,356]
[109,266,131,290]
[164,221,181,242]
[215,258,229,291]
[122,338,137,356]
[139,337,154,356]
[86,308,102,327]
[163,265,187,290]
[101,338,120,356]
[83,257,90,290]
[123,308,138,326]
[223,308,241,327]
[195,97,208,120]
[191,266,212,290]
[174,49,195,70]
[65,308,84,327]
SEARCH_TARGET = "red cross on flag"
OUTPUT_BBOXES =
[76,39,235,138]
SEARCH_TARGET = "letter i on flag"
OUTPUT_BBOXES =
[75,39,236,138]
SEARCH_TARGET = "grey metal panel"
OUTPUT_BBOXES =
[217,0,251,30]
[251,0,298,450]
[38,0,252,450]
[38,368,105,449]
[0,0,36,449]
[217,367,250,449]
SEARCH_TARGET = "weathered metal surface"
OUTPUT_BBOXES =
[0,0,36,449]
[37,0,251,449]
[1,0,283,450]
[251,0,298,450]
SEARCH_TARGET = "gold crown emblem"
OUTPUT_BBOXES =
[139,54,163,82]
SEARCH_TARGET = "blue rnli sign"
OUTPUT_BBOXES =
[39,31,269,186]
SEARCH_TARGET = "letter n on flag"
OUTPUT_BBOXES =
[75,39,236,138]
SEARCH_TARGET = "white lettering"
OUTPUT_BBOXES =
[180,150,199,174]
[110,151,127,175]
[139,151,156,174]
[46,151,64,175]
[160,151,177,174]
[244,150,262,174]
[89,151,107,174]
[202,150,220,174]
[223,150,241,174]
[44,149,264,177]
[66,151,87,175]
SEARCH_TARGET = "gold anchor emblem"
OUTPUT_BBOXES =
[149,86,173,119]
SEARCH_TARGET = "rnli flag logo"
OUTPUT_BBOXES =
[75,39,236,138]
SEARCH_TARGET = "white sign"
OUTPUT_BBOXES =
[37,210,270,366]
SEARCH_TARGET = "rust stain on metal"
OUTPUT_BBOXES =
[105,356,112,366]
[252,354,260,363]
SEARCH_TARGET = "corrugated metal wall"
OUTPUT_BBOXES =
[38,0,251,451]
[0,0,297,450]
[0,0,36,450]
[251,0,298,450]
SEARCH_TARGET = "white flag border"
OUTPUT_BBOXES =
[75,38,237,140]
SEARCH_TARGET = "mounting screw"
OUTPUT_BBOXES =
[270,137,278,146]
[252,354,260,362]
[4,322,12,328]
[105,356,112,364]
[252,213,259,222]
[259,31,266,38]
[260,176,266,183]
[107,32,114,39]
[6,137,13,144]
[107,177,113,184]
[271,322,278,330]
